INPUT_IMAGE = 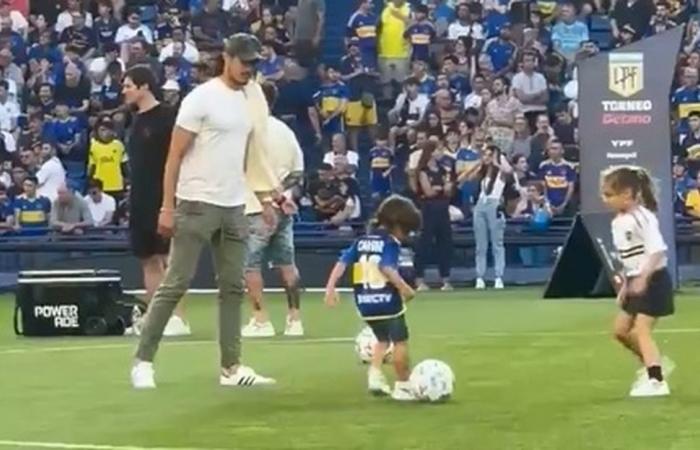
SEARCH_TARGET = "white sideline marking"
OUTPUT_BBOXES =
[2,328,699,356]
[0,440,222,450]
[0,337,354,355]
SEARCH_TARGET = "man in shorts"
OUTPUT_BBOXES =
[122,66,190,336]
[242,81,305,337]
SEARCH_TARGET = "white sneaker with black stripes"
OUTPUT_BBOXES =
[220,365,276,387]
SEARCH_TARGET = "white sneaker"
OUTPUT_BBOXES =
[416,282,430,292]
[220,365,276,387]
[367,367,391,396]
[131,361,156,389]
[440,282,454,292]
[241,319,276,338]
[629,378,670,397]
[391,381,418,401]
[494,278,504,290]
[475,278,486,290]
[163,315,191,337]
[633,356,676,387]
[284,318,304,337]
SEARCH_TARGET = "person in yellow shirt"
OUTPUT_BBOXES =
[378,0,411,97]
[88,117,128,200]
[684,171,700,218]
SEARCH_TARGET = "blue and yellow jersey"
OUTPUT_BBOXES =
[14,195,51,229]
[339,232,405,320]
[538,159,576,208]
[314,82,350,133]
[346,11,378,52]
[369,146,393,195]
[404,21,435,62]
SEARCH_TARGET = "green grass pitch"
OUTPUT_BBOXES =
[2,288,700,450]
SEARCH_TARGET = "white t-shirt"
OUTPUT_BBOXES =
[478,173,506,202]
[0,99,19,131]
[175,78,253,207]
[323,150,360,170]
[612,206,668,276]
[246,116,304,214]
[115,24,154,44]
[84,193,116,226]
[4,11,28,34]
[36,156,66,201]
[2,130,16,153]
[55,11,93,34]
[159,42,200,64]
[448,21,484,41]
[511,70,548,113]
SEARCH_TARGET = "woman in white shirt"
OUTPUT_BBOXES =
[458,144,512,289]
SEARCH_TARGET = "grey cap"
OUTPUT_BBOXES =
[224,33,263,62]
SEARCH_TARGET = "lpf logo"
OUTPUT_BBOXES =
[34,304,79,328]
[609,53,644,98]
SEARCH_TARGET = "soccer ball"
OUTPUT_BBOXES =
[354,326,393,363]
[409,359,455,402]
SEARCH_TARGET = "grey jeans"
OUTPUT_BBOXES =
[135,200,248,368]
[473,198,506,279]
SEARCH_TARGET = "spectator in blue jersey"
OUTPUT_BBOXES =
[28,30,63,66]
[409,60,437,97]
[59,12,97,60]
[340,37,380,151]
[482,23,517,77]
[538,139,576,216]
[0,16,26,66]
[257,40,285,82]
[442,55,471,101]
[100,60,123,114]
[48,100,83,160]
[455,128,486,212]
[551,3,589,62]
[672,67,700,135]
[369,131,394,205]
[404,4,436,63]
[346,0,378,68]
[314,64,350,138]
[0,183,13,232]
[93,1,120,50]
[13,175,51,235]
[162,56,191,93]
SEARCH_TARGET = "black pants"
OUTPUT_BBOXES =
[415,199,452,279]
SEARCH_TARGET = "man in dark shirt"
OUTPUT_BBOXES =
[59,12,97,60]
[55,63,91,115]
[612,0,655,41]
[122,65,189,335]
[191,0,232,46]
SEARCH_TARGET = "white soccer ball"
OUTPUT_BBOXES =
[354,326,393,363]
[410,359,455,402]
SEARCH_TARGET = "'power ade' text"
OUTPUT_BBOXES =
[34,305,79,328]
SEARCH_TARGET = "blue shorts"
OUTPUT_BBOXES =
[366,315,409,343]
[245,213,295,271]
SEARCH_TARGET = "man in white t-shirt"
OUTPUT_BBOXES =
[511,51,549,131]
[448,2,485,41]
[84,178,116,227]
[132,33,281,390]
[323,133,359,176]
[242,82,305,339]
[55,0,93,34]
[0,79,19,132]
[115,9,154,47]
[36,145,66,201]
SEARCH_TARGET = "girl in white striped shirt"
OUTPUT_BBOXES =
[601,166,674,398]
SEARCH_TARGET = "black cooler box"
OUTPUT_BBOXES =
[14,270,145,336]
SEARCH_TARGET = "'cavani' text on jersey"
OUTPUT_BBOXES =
[611,206,668,277]
[339,232,405,320]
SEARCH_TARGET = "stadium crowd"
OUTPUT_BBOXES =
[0,0,696,251]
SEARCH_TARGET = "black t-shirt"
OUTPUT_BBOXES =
[60,26,97,56]
[127,103,176,230]
[56,78,91,109]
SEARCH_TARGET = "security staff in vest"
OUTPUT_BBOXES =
[414,139,455,292]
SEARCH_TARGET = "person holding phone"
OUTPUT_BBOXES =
[459,144,512,290]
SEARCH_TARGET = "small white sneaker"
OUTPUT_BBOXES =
[391,381,418,401]
[494,278,504,290]
[367,367,391,396]
[634,356,676,386]
[284,318,304,337]
[163,315,191,337]
[241,319,276,338]
[629,378,670,397]
[220,365,276,387]
[440,282,454,292]
[416,282,430,292]
[475,278,486,290]
[131,361,156,389]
